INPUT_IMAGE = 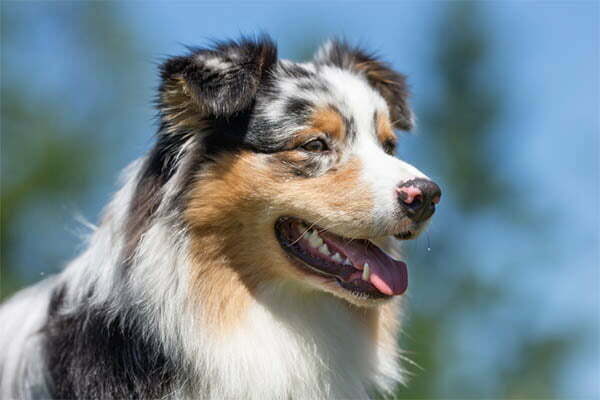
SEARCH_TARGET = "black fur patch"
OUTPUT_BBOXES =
[278,62,314,79]
[206,109,254,155]
[159,35,278,118]
[296,80,328,92]
[43,286,178,399]
[285,97,313,118]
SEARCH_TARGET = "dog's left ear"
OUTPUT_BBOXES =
[314,40,413,130]
[158,36,278,133]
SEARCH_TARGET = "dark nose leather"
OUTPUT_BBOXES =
[397,178,441,223]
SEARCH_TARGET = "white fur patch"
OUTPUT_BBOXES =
[184,283,403,399]
[0,278,55,399]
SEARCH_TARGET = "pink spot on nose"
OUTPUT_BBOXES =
[396,186,422,205]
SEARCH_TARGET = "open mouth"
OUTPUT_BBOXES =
[275,217,408,299]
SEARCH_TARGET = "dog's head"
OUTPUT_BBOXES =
[146,36,440,307]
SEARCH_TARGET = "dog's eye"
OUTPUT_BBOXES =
[301,138,329,152]
[383,140,396,155]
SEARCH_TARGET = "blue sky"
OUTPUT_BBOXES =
[3,1,598,397]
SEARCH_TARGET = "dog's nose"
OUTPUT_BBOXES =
[397,178,441,222]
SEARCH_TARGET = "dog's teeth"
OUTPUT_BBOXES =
[308,231,323,247]
[308,233,323,248]
[332,253,342,262]
[318,244,331,256]
[343,258,352,266]
[362,263,371,281]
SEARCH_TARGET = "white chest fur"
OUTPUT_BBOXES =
[190,286,403,400]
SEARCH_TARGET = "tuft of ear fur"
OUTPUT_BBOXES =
[314,40,413,131]
[158,35,278,134]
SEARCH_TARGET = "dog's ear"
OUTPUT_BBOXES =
[314,40,413,131]
[158,36,278,133]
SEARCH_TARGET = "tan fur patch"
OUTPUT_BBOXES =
[376,112,397,147]
[184,150,383,333]
[160,77,210,135]
[294,106,346,144]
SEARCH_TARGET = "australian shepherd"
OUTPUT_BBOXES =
[0,36,441,399]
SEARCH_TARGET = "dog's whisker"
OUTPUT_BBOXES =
[288,216,329,246]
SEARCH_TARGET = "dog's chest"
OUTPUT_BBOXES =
[189,291,399,400]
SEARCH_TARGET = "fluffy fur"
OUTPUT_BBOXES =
[0,35,438,399]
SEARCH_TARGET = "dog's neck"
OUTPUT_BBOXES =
[176,228,405,399]
[184,276,404,398]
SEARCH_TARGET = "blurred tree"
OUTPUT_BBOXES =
[1,2,146,300]
[1,88,98,300]
[393,3,574,398]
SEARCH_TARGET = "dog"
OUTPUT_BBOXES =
[0,35,441,399]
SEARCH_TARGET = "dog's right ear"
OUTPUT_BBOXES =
[314,40,412,131]
[158,36,278,134]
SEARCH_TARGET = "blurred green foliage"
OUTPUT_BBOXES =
[1,3,145,300]
[1,88,97,299]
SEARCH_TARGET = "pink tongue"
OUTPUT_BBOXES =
[325,237,408,296]
[368,257,408,296]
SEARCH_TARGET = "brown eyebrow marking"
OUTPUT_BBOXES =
[375,111,397,147]
[295,105,346,143]
[311,106,346,140]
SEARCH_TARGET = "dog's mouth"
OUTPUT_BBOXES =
[275,217,408,299]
